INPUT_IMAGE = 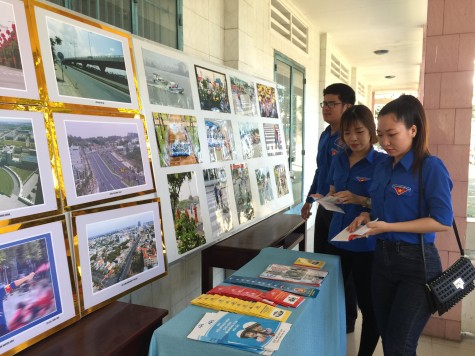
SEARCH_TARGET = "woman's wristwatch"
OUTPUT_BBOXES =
[362,197,371,208]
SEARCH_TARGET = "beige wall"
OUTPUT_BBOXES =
[421,0,475,341]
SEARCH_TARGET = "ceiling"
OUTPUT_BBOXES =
[289,0,428,92]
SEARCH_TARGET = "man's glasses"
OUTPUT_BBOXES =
[320,101,342,108]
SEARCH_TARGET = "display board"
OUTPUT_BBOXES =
[0,0,293,353]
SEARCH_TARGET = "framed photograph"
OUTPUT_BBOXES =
[231,163,255,224]
[194,65,231,113]
[33,3,139,110]
[274,164,290,197]
[203,167,233,238]
[153,112,201,167]
[53,113,154,210]
[0,0,40,102]
[230,75,258,116]
[257,83,279,118]
[72,199,166,314]
[0,109,59,225]
[263,123,284,156]
[205,118,236,162]
[167,171,206,254]
[255,167,274,205]
[238,122,262,159]
[140,47,194,109]
[0,215,78,355]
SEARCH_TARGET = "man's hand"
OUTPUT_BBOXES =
[301,202,313,220]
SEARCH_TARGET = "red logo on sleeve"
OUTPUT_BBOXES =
[331,148,338,156]
[4,284,12,294]
[392,184,411,196]
[355,176,370,182]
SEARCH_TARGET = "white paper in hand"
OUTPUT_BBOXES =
[316,196,345,214]
[331,219,379,242]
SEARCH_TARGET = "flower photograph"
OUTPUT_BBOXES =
[195,65,230,113]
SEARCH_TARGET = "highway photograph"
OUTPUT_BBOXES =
[45,16,132,103]
[0,3,25,92]
[64,120,146,197]
[142,48,194,109]
[86,211,159,293]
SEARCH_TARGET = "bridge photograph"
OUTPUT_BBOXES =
[44,15,132,104]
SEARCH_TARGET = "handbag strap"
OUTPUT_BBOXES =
[419,158,463,282]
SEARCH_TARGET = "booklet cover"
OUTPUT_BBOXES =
[188,311,291,355]
[225,275,320,298]
[262,289,305,308]
[259,264,329,286]
[293,257,326,269]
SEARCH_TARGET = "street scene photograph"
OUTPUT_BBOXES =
[142,48,193,109]
[239,122,262,159]
[64,119,147,197]
[203,167,233,238]
[195,65,231,113]
[153,112,201,167]
[257,83,279,118]
[0,1,25,91]
[205,118,236,162]
[45,16,132,103]
[273,164,289,197]
[231,163,255,224]
[86,210,159,293]
[167,171,205,254]
[255,167,274,205]
[230,75,258,116]
[263,123,284,156]
[0,117,44,214]
[0,235,58,341]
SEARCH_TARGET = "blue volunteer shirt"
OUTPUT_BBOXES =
[369,150,453,244]
[306,126,345,203]
[328,147,387,252]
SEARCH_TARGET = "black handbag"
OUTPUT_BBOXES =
[418,161,475,316]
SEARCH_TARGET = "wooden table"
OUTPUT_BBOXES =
[18,301,168,356]
[201,212,306,292]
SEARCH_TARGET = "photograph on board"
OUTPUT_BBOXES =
[167,171,205,254]
[195,65,230,113]
[257,83,278,118]
[141,48,193,109]
[205,118,235,162]
[231,163,255,225]
[273,164,289,197]
[263,123,283,156]
[153,112,201,167]
[203,167,233,238]
[255,167,274,205]
[238,122,262,159]
[230,75,258,116]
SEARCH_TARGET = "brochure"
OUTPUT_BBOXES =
[207,285,277,306]
[259,264,328,286]
[293,257,325,269]
[225,275,320,298]
[331,219,379,242]
[315,196,345,213]
[262,289,305,308]
[188,311,291,355]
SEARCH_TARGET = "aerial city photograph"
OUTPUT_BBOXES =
[0,118,44,214]
[87,210,159,293]
[65,120,146,197]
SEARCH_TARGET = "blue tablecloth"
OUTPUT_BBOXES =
[149,247,345,355]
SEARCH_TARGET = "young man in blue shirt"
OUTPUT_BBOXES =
[300,83,356,332]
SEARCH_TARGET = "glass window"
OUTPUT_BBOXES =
[275,54,305,206]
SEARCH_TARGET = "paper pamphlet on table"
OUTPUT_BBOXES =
[188,311,291,355]
[293,257,325,269]
[331,219,379,242]
[225,275,320,298]
[315,196,345,213]
[259,264,328,286]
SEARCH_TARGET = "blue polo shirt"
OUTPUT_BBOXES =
[306,126,345,203]
[369,150,453,244]
[328,147,387,251]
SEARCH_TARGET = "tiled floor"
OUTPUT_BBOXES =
[346,313,475,355]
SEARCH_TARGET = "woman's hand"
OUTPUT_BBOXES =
[333,190,364,205]
[365,220,390,235]
[348,212,370,232]
[309,193,324,200]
